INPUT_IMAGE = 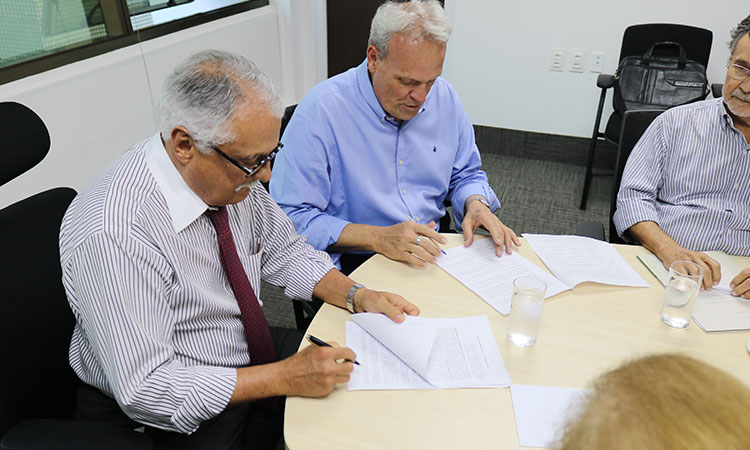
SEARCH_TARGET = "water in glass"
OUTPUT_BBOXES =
[660,276,699,328]
[507,287,544,347]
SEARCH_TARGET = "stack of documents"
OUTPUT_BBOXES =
[346,313,511,390]
[436,238,568,315]
[436,235,649,315]
[638,251,750,331]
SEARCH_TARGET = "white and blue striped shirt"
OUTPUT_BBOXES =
[614,98,750,255]
[59,133,335,434]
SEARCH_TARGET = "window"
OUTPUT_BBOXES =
[0,0,268,84]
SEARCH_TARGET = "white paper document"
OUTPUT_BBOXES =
[510,384,591,448]
[523,234,649,288]
[346,313,511,390]
[637,250,750,332]
[693,289,750,332]
[436,237,569,315]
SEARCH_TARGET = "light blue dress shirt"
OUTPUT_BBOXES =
[614,98,750,255]
[270,60,499,267]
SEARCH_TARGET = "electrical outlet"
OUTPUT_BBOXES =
[590,51,605,73]
[550,48,566,72]
[569,49,586,73]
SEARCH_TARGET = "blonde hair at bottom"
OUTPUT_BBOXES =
[558,353,750,450]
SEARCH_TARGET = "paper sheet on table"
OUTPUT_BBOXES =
[346,313,511,390]
[693,289,750,331]
[637,250,742,291]
[510,385,591,448]
[522,234,648,288]
[435,237,569,315]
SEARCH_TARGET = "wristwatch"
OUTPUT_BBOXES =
[346,283,364,313]
[467,196,491,210]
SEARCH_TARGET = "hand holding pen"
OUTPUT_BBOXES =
[307,334,361,365]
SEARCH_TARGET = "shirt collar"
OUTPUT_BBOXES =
[355,59,427,124]
[143,132,210,233]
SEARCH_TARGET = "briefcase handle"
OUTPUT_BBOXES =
[643,41,688,68]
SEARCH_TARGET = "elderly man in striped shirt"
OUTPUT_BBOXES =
[59,50,418,449]
[614,15,750,297]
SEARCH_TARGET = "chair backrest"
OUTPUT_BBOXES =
[0,102,79,436]
[0,102,51,187]
[619,24,712,67]
[609,109,664,244]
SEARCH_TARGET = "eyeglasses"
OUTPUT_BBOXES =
[727,63,750,81]
[210,142,283,178]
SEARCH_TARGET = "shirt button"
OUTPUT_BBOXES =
[399,160,404,165]
[415,216,420,221]
[402,189,407,194]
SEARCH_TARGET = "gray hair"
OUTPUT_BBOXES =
[728,15,750,57]
[158,49,284,154]
[368,0,452,59]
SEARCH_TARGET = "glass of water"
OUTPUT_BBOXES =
[660,260,704,329]
[507,276,547,347]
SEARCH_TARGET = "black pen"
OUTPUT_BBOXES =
[307,334,361,366]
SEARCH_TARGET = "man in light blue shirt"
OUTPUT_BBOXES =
[271,0,518,273]
[614,14,750,295]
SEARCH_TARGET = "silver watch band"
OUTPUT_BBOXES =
[346,283,364,313]
[467,196,491,210]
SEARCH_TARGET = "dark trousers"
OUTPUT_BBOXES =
[75,327,304,450]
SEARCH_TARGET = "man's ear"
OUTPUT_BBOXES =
[170,127,196,164]
[366,44,380,73]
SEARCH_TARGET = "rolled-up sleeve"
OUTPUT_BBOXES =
[255,185,336,300]
[613,117,666,239]
[65,233,236,434]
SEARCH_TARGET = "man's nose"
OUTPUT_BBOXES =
[410,84,429,103]
[254,162,272,183]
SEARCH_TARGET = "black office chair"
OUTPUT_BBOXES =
[580,24,713,210]
[576,109,664,244]
[0,102,153,450]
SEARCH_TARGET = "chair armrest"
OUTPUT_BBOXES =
[1,419,153,450]
[711,83,723,98]
[596,74,616,89]
[575,221,605,241]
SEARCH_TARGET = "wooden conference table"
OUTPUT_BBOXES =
[284,235,750,449]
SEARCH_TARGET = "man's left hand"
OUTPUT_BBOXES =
[354,288,420,323]
[731,268,750,299]
[461,197,520,256]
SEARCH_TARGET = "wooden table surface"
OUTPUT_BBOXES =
[284,235,750,449]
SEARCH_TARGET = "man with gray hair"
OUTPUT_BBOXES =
[59,49,418,449]
[614,14,750,295]
[271,0,519,276]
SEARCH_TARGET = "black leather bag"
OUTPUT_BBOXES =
[614,41,708,112]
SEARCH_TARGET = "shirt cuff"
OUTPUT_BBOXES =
[450,184,501,229]
[613,198,659,239]
[170,366,237,434]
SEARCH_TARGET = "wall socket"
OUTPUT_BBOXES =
[569,49,586,73]
[590,51,605,73]
[550,48,566,72]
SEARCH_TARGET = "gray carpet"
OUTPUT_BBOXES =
[261,147,613,329]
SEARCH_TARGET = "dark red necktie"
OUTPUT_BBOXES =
[205,207,276,366]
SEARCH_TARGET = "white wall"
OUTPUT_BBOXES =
[0,0,327,210]
[442,0,744,138]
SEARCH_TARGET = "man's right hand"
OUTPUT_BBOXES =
[628,221,720,290]
[374,220,447,267]
[280,343,355,397]
[657,245,721,290]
